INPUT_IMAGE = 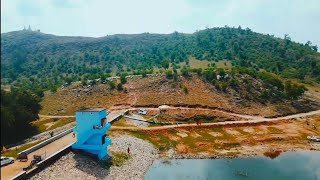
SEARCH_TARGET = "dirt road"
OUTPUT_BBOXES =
[39,107,320,131]
[111,108,320,130]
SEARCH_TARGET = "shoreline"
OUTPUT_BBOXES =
[168,147,320,160]
[29,133,320,180]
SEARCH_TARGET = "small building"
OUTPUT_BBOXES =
[159,105,170,114]
[72,108,112,160]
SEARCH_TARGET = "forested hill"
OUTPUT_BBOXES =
[1,27,319,94]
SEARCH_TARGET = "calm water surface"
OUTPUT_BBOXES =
[144,151,320,180]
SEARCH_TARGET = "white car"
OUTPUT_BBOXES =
[1,156,14,166]
[138,109,147,115]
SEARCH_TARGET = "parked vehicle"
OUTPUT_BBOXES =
[1,156,14,166]
[17,152,28,162]
[307,135,320,142]
[137,109,147,115]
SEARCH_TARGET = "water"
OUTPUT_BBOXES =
[144,151,320,180]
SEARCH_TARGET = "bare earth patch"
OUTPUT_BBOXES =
[242,127,255,133]
[224,128,241,136]
[190,132,202,138]
[176,132,188,138]
[208,131,223,137]
[176,144,189,153]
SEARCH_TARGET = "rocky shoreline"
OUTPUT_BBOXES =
[30,135,158,180]
[29,134,320,180]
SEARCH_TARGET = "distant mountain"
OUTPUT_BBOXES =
[1,27,319,93]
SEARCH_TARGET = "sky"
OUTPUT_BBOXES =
[1,0,320,47]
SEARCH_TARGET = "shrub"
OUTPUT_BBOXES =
[284,81,305,99]
[108,81,116,89]
[120,75,127,84]
[183,86,188,94]
[173,72,178,81]
[165,70,173,79]
[117,83,123,91]
[181,68,189,77]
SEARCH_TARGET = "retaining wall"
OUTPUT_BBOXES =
[17,128,73,158]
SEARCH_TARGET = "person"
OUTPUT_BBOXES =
[127,147,130,155]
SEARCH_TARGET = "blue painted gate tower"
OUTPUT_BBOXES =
[72,108,112,159]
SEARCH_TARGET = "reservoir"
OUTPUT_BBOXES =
[144,151,320,180]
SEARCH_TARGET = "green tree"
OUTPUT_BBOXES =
[165,70,173,79]
[108,81,116,89]
[117,83,123,91]
[161,59,170,69]
[120,75,127,84]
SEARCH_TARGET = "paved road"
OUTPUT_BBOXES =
[1,133,76,180]
[107,110,128,123]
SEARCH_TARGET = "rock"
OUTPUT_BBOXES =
[30,135,158,180]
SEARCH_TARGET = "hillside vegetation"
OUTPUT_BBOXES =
[1,27,319,95]
[40,74,319,118]
[1,89,41,146]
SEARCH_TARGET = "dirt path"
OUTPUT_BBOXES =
[39,106,320,130]
[127,106,320,120]
[111,109,320,131]
[39,106,320,121]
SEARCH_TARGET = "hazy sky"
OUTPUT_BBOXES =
[1,0,320,46]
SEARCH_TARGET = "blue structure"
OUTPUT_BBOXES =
[72,108,112,159]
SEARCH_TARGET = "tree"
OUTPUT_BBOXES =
[142,71,147,78]
[218,68,226,76]
[183,86,188,94]
[117,83,123,91]
[181,68,189,77]
[161,59,170,69]
[284,81,305,99]
[165,70,173,79]
[108,81,116,89]
[1,89,41,146]
[120,75,127,84]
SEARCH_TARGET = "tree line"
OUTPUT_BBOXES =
[1,89,41,146]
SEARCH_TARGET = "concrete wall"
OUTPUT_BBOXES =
[17,128,73,158]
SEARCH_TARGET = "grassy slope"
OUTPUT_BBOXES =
[115,117,320,156]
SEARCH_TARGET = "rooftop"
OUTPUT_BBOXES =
[77,107,105,112]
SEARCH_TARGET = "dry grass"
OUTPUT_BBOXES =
[1,140,44,158]
[32,118,75,133]
[121,117,320,156]
[40,74,319,117]
[215,60,232,70]
[189,57,210,69]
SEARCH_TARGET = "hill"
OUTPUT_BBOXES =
[1,27,320,95]
[40,74,320,118]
